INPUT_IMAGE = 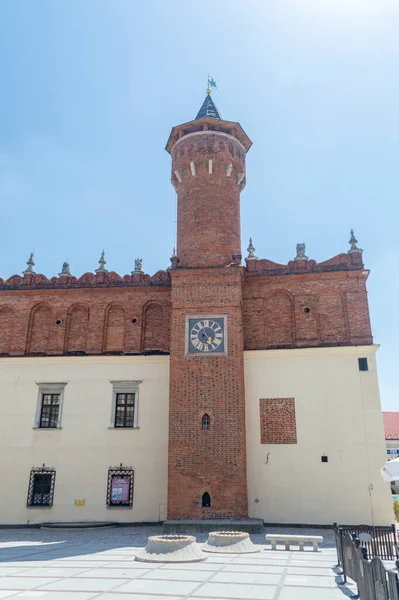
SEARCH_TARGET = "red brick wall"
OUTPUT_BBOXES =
[103,304,125,353]
[65,305,89,353]
[243,271,372,350]
[172,133,245,268]
[27,304,51,354]
[265,291,294,346]
[0,287,171,356]
[142,302,170,352]
[167,268,248,520]
[0,307,14,354]
[259,398,297,444]
[0,266,373,357]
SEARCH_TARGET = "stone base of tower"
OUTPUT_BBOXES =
[163,519,264,534]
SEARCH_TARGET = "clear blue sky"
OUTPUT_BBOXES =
[0,0,398,409]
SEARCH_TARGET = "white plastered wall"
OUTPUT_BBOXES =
[0,355,169,525]
[245,345,394,526]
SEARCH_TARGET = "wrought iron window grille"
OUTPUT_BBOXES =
[27,467,56,508]
[106,466,134,508]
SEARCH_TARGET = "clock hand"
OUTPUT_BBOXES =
[199,327,208,341]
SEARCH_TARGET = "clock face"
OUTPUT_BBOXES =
[187,316,226,355]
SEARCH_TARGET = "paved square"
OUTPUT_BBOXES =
[0,526,355,599]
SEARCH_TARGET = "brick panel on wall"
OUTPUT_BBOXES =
[0,307,14,354]
[65,305,89,353]
[28,304,51,354]
[345,291,373,343]
[318,294,347,343]
[243,299,265,350]
[103,304,125,353]
[142,302,170,352]
[265,292,294,346]
[295,295,318,343]
[259,398,297,444]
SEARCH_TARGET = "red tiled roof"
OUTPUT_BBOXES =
[383,412,399,440]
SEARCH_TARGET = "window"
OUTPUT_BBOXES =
[35,383,67,429]
[115,394,135,427]
[321,455,328,463]
[110,381,141,428]
[40,394,60,428]
[358,358,368,371]
[202,492,211,507]
[27,467,56,508]
[106,466,134,508]
[202,414,210,430]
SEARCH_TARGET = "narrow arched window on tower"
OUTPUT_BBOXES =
[202,414,210,430]
[202,492,211,507]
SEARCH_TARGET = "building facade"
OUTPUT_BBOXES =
[0,93,393,526]
[382,412,399,494]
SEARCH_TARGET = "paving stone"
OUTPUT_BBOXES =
[14,592,99,599]
[191,581,278,599]
[210,571,281,585]
[75,568,151,579]
[114,579,201,595]
[37,578,128,592]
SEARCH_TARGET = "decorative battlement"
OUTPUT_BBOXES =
[170,130,247,192]
[0,270,171,291]
[245,234,365,276]
[1,252,170,291]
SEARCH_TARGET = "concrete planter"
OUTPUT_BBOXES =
[202,531,260,553]
[135,534,206,563]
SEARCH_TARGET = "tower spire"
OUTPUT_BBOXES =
[195,94,221,120]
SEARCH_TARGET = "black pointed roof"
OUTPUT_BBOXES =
[196,94,221,120]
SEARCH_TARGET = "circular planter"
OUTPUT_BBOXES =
[202,531,260,553]
[135,535,206,563]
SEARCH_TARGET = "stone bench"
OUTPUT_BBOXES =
[265,534,323,552]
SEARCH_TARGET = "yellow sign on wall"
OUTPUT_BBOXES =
[74,499,85,506]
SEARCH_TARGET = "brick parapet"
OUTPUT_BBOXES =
[243,269,373,350]
[0,269,171,291]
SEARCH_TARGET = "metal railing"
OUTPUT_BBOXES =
[335,526,399,600]
[334,522,398,561]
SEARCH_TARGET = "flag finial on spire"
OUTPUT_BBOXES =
[207,74,217,95]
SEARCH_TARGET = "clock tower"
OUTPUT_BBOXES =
[166,93,252,520]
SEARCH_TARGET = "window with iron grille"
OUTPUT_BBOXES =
[40,394,60,428]
[27,467,56,508]
[34,383,67,429]
[115,393,135,428]
[106,466,134,508]
[109,381,141,429]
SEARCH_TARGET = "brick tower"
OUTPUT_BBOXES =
[166,93,252,520]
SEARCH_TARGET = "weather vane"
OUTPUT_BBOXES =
[207,74,217,94]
